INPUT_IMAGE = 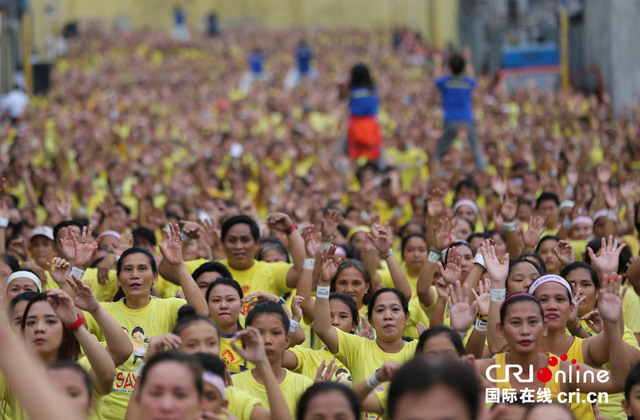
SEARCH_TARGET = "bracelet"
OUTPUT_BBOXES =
[316,286,330,299]
[289,319,299,334]
[503,221,516,232]
[366,373,381,389]
[568,323,583,336]
[475,318,488,332]
[473,253,486,269]
[286,223,298,234]
[321,235,334,242]
[0,217,8,228]
[380,249,393,259]
[428,247,442,263]
[278,297,286,305]
[70,267,86,280]
[303,258,315,270]
[65,312,86,332]
[490,288,506,302]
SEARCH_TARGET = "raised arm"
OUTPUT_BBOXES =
[369,223,411,301]
[0,297,83,420]
[47,289,115,395]
[232,327,292,420]
[68,274,133,366]
[158,223,208,316]
[481,240,510,354]
[312,250,339,354]
[500,195,521,258]
[268,212,304,289]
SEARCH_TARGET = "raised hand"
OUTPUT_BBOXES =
[314,358,338,383]
[479,239,508,286]
[68,274,101,313]
[267,212,294,233]
[57,227,76,262]
[230,326,268,365]
[373,361,401,383]
[48,257,71,288]
[158,223,184,266]
[472,278,491,315]
[581,310,604,334]
[356,316,375,340]
[46,289,80,326]
[434,217,453,251]
[567,291,587,328]
[491,177,508,197]
[597,274,626,324]
[519,214,546,250]
[448,280,477,333]
[319,248,337,284]
[72,225,103,270]
[180,220,203,240]
[321,209,343,239]
[241,291,281,307]
[587,235,626,276]
[290,295,304,322]
[417,322,427,336]
[302,225,321,258]
[553,240,576,266]
[437,246,462,285]
[426,188,445,219]
[368,223,391,256]
[146,333,182,359]
[500,195,518,222]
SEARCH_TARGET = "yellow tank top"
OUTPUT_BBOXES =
[566,337,596,420]
[493,353,562,400]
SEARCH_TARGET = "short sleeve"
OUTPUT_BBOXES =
[335,327,365,369]
[227,386,263,420]
[265,262,293,296]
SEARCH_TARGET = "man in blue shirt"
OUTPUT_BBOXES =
[285,39,317,89]
[434,48,486,171]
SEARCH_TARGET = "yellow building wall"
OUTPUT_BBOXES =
[29,0,458,58]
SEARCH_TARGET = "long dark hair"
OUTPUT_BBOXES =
[21,293,81,362]
[349,64,374,90]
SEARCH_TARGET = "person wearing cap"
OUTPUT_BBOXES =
[3,270,42,302]
[28,226,56,271]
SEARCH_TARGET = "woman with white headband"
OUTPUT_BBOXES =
[4,270,42,301]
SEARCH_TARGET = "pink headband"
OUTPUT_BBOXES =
[499,293,539,313]
[528,274,572,296]
[593,209,608,221]
[571,216,593,227]
[202,371,226,399]
[334,246,347,256]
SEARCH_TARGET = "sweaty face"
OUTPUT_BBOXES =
[222,223,257,270]
[139,361,202,420]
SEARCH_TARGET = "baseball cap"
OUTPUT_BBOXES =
[30,226,54,241]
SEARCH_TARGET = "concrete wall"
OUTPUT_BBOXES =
[583,0,640,113]
[28,0,459,58]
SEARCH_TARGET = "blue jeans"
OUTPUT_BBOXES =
[435,121,486,171]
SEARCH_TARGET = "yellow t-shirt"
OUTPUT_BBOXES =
[80,268,119,303]
[231,369,313,417]
[227,385,263,420]
[78,355,105,420]
[622,287,640,334]
[565,337,596,420]
[334,328,417,386]
[582,320,639,420]
[185,259,292,314]
[220,333,253,375]
[493,352,561,399]
[287,345,352,386]
[84,297,186,420]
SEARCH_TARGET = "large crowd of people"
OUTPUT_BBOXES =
[0,26,640,420]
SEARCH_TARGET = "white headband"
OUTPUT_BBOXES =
[102,230,122,240]
[528,274,572,296]
[571,216,593,227]
[593,209,608,221]
[559,200,574,211]
[202,371,226,399]
[452,199,478,217]
[5,271,43,292]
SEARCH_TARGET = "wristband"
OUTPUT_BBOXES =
[475,318,487,332]
[456,330,467,339]
[503,221,516,232]
[380,249,393,259]
[490,288,506,302]
[286,223,298,234]
[476,312,488,322]
[321,235,334,242]
[70,267,86,280]
[289,319,299,334]
[303,258,315,270]
[607,210,617,221]
[278,297,286,305]
[316,286,330,299]
[0,217,8,228]
[366,374,381,389]
[473,253,486,269]
[428,247,442,263]
[65,312,86,332]
[568,323,583,336]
